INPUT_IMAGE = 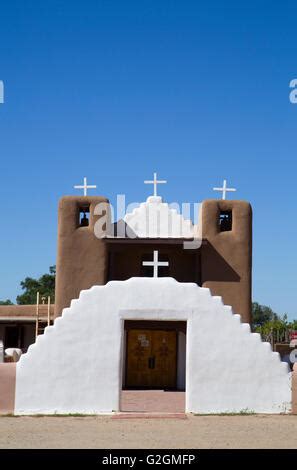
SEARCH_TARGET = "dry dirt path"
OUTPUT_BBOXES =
[0,414,297,449]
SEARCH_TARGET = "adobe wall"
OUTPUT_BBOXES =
[0,363,16,414]
[201,200,252,323]
[14,279,291,415]
[0,304,55,319]
[54,196,110,318]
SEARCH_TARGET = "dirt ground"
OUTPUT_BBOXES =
[0,414,297,449]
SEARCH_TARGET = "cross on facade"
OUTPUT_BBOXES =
[74,177,97,196]
[213,179,236,200]
[144,172,167,197]
[142,250,169,278]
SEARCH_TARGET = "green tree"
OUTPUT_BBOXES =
[288,320,297,330]
[251,302,279,330]
[255,315,288,335]
[255,314,289,343]
[16,266,56,305]
[252,302,297,342]
[0,299,14,305]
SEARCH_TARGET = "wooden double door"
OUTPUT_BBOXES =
[125,329,177,389]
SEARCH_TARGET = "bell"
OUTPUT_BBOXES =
[80,212,89,227]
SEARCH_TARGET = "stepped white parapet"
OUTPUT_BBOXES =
[123,196,195,238]
[15,278,291,414]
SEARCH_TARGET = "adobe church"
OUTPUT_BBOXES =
[0,175,292,414]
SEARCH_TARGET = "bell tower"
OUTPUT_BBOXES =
[200,199,252,323]
[54,195,110,318]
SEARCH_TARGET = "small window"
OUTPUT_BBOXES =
[219,210,232,232]
[78,205,90,227]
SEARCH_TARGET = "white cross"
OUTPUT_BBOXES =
[142,250,169,278]
[74,177,97,196]
[213,179,236,200]
[144,172,167,197]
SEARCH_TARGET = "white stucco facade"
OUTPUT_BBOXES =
[15,278,291,415]
[123,196,195,238]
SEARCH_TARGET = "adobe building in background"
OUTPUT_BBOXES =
[55,194,252,324]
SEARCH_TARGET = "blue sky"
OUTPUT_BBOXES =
[0,1,297,318]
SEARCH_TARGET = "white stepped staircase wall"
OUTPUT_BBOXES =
[15,278,291,415]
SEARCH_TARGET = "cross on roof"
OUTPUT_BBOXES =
[144,172,167,197]
[74,177,97,196]
[142,250,169,278]
[213,179,236,200]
